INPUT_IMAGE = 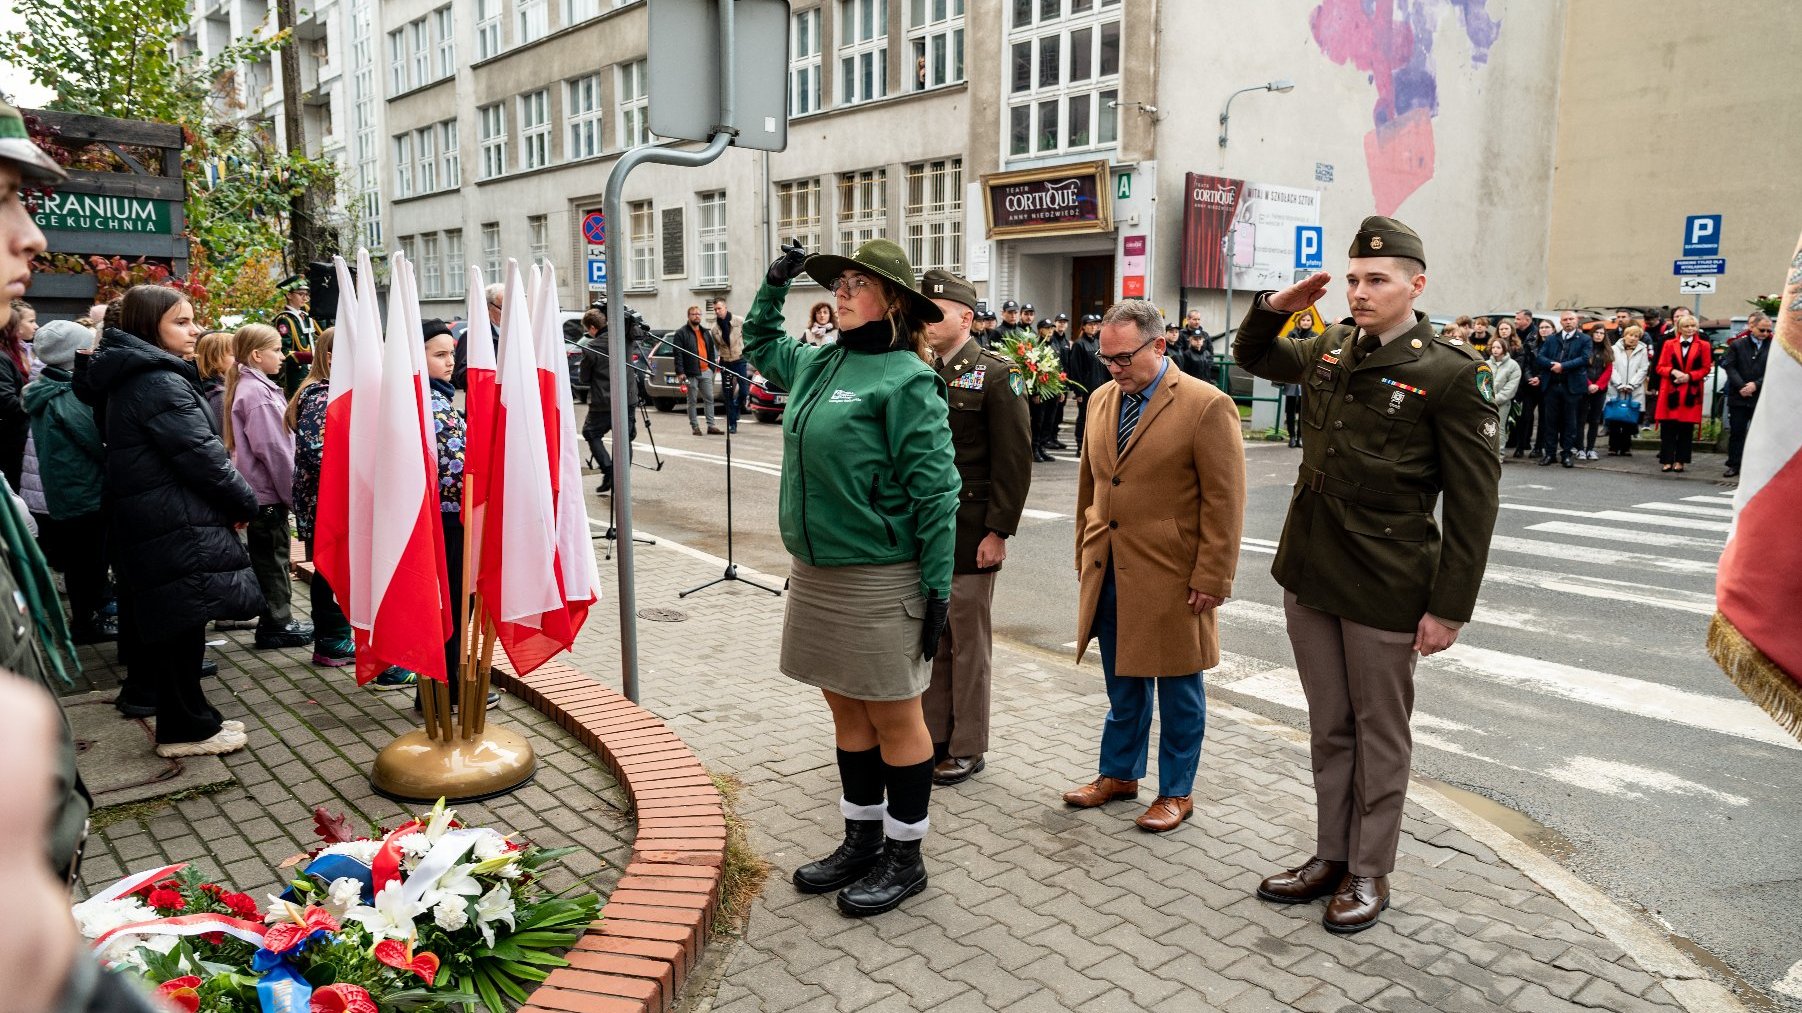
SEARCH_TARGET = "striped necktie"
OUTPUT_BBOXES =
[1118,391,1146,453]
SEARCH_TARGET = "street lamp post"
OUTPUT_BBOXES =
[1217,79,1296,337]
[1218,79,1295,150]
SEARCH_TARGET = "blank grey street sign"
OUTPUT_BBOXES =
[648,0,791,153]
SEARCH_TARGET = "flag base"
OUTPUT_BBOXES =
[368,722,537,804]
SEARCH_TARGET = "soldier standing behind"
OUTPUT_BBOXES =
[1232,216,1500,934]
[1065,314,1107,453]
[272,275,318,398]
[1029,316,1061,462]
[917,270,1032,786]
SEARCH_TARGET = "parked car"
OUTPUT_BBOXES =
[747,367,787,423]
[639,331,730,412]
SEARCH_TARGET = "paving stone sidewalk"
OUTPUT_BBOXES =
[564,535,1724,1013]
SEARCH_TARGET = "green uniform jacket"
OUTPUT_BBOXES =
[742,281,960,598]
[934,337,1033,574]
[1233,299,1501,631]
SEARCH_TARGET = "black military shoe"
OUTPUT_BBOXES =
[1538,455,1555,466]
[254,621,314,649]
[1560,453,1574,468]
[1047,439,1067,450]
[836,838,927,917]
[794,819,884,894]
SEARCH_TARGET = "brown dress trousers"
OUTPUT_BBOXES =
[1283,590,1419,877]
[923,570,997,757]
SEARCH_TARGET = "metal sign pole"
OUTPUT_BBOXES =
[606,0,739,703]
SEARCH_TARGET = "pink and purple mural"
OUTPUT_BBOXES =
[1310,0,1502,215]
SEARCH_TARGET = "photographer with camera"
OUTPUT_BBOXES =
[577,305,643,494]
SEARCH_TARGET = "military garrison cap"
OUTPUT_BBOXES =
[1348,215,1425,267]
[920,268,979,309]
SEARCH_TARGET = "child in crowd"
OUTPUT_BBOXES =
[195,330,235,430]
[223,323,311,650]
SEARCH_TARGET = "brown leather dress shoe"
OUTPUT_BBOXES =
[1062,775,1139,808]
[1256,857,1349,904]
[1323,874,1390,934]
[932,755,985,786]
[1134,795,1193,832]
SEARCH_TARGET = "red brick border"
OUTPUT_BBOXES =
[290,551,725,1013]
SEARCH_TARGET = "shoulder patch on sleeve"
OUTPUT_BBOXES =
[1475,361,1496,404]
[1008,367,1026,397]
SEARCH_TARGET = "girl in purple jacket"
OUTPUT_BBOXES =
[224,323,309,649]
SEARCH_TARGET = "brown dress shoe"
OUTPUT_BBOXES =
[1256,857,1348,904]
[1062,775,1139,808]
[1323,874,1390,934]
[932,755,985,786]
[1134,795,1193,832]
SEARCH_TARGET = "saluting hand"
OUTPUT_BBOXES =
[1268,271,1332,314]
[1188,589,1223,615]
[766,238,809,287]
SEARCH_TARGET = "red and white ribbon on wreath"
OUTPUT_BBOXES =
[87,863,189,904]
[91,912,269,952]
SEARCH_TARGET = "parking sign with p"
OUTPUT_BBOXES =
[1683,215,1721,257]
[1295,225,1324,271]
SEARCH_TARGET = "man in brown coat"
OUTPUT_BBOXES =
[1062,299,1247,832]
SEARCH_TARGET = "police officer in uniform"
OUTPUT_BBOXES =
[1232,216,1500,934]
[996,300,1031,343]
[1029,316,1061,462]
[1065,314,1107,452]
[917,270,1032,786]
[272,275,319,397]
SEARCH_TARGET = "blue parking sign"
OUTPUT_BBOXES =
[587,258,607,287]
[1683,215,1721,257]
[1295,225,1323,270]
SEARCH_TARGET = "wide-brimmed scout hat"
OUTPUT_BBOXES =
[0,100,68,184]
[804,239,943,324]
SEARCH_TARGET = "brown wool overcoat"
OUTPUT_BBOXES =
[1074,365,1247,676]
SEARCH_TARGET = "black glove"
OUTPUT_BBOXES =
[920,594,951,662]
[766,238,809,287]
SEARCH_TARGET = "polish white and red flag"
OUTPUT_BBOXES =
[1711,229,1802,743]
[460,266,497,606]
[315,250,383,654]
[353,252,452,683]
[530,262,601,639]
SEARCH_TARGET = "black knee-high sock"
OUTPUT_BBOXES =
[837,746,885,807]
[883,758,935,828]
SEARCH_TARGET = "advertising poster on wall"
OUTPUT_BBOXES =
[1180,173,1243,289]
[1229,182,1323,291]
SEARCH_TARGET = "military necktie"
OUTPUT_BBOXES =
[1118,391,1146,453]
[1348,330,1381,368]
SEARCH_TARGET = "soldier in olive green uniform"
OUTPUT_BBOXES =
[918,270,1033,786]
[1233,216,1500,935]
[272,274,318,397]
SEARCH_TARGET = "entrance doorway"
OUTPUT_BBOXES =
[1071,255,1113,323]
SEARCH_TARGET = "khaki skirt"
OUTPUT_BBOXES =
[780,557,928,702]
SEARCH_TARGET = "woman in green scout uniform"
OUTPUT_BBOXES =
[744,237,959,918]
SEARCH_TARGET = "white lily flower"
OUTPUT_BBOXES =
[346,883,427,941]
[424,802,459,843]
[473,884,516,947]
[470,830,509,862]
[420,862,484,911]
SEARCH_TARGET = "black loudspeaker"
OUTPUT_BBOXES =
[306,260,339,327]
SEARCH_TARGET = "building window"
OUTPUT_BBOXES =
[789,8,822,117]
[415,126,437,192]
[351,0,380,247]
[422,233,442,298]
[478,102,507,178]
[399,235,419,269]
[482,222,502,278]
[445,229,465,287]
[409,18,429,86]
[1007,0,1120,157]
[518,0,547,44]
[837,168,887,252]
[838,0,888,106]
[616,59,648,149]
[904,157,961,273]
[392,132,414,197]
[475,0,501,59]
[518,89,550,169]
[387,28,407,92]
[565,0,599,25]
[776,178,821,277]
[628,200,655,289]
[440,119,460,188]
[567,74,602,159]
[696,191,728,288]
[907,0,964,91]
[434,6,455,78]
[528,214,550,266]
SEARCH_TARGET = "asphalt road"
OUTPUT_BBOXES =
[591,402,1800,1010]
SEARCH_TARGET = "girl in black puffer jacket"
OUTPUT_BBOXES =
[85,285,262,756]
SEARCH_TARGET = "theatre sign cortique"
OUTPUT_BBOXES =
[34,192,175,235]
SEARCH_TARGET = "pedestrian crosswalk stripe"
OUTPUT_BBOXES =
[1500,502,1731,534]
[1633,501,1734,519]
[1486,535,1716,576]
[1683,495,1737,505]
[1019,508,1069,521]
[1525,521,1724,552]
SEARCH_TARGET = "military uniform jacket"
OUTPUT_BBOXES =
[936,337,1033,574]
[1233,299,1500,632]
[273,308,317,357]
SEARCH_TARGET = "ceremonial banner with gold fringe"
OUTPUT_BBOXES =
[1709,229,1802,742]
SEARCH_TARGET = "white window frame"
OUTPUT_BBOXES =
[434,6,456,78]
[528,214,550,266]
[392,132,414,197]
[906,0,964,92]
[478,103,507,179]
[837,0,889,106]
[440,119,460,188]
[696,191,728,289]
[517,0,547,45]
[399,235,419,269]
[1005,0,1120,158]
[409,18,430,87]
[415,125,437,192]
[482,222,502,278]
[387,28,407,93]
[616,60,648,149]
[565,0,600,25]
[776,178,822,282]
[627,199,656,290]
[518,89,550,170]
[904,157,961,274]
[445,229,465,287]
[836,168,887,253]
[475,0,501,60]
[566,74,602,160]
[422,233,443,298]
[788,8,822,117]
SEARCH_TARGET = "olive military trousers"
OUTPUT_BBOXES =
[923,571,996,759]
[1282,589,1419,878]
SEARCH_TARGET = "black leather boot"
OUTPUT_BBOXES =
[793,819,884,894]
[836,838,927,916]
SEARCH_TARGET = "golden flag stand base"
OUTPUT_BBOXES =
[368,722,536,805]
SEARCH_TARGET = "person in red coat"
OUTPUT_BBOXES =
[1654,315,1712,472]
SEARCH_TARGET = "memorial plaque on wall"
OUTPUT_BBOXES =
[661,206,686,278]
[982,160,1111,239]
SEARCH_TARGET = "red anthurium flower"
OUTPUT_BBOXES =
[263,907,340,955]
[308,983,377,1013]
[147,888,186,912]
[157,976,202,1013]
[373,939,441,983]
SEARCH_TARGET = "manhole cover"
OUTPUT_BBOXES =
[639,607,688,622]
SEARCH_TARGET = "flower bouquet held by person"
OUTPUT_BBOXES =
[997,332,1079,400]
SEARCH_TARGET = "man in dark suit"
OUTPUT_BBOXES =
[1536,310,1591,467]
[1721,312,1773,477]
